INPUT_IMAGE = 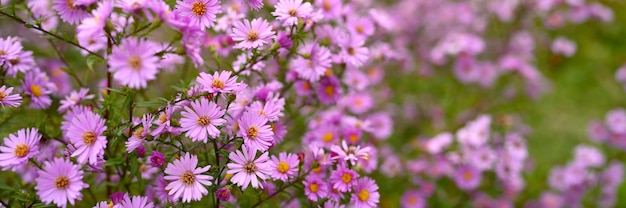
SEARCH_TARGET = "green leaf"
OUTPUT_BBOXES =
[32,203,57,208]
[86,55,103,71]
[104,158,124,166]
[135,100,166,108]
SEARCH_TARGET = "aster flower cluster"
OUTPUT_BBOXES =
[0,0,391,206]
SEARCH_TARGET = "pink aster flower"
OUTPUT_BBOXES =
[351,177,380,208]
[231,18,275,49]
[268,152,299,181]
[401,190,425,208]
[52,0,90,25]
[152,174,178,204]
[315,0,342,20]
[175,0,221,31]
[126,114,154,153]
[291,42,332,82]
[151,104,180,137]
[454,165,482,190]
[196,71,242,94]
[248,0,263,10]
[180,98,226,142]
[22,70,54,109]
[303,174,328,201]
[347,16,375,38]
[67,110,107,165]
[58,88,95,112]
[329,165,359,192]
[238,110,274,152]
[330,140,371,166]
[0,128,41,170]
[315,76,341,105]
[272,0,313,26]
[551,37,577,57]
[0,85,22,107]
[108,38,159,89]
[227,145,271,189]
[164,153,213,203]
[116,194,155,208]
[338,36,369,68]
[35,158,88,208]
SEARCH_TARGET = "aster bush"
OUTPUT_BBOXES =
[0,0,625,207]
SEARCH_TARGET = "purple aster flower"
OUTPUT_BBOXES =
[35,158,88,208]
[329,165,359,192]
[303,174,328,201]
[401,190,425,208]
[270,121,287,144]
[248,0,263,10]
[238,110,274,152]
[152,174,178,204]
[196,71,242,94]
[347,16,375,38]
[338,36,369,68]
[272,0,313,26]
[150,151,166,168]
[0,128,41,170]
[126,114,154,153]
[339,93,374,114]
[117,194,155,208]
[454,165,482,190]
[351,177,380,208]
[268,152,299,181]
[52,0,90,25]
[216,187,231,201]
[111,192,126,204]
[231,18,275,49]
[58,88,94,112]
[1,38,36,77]
[67,110,107,165]
[0,85,22,107]
[22,70,54,109]
[330,140,371,166]
[108,38,159,89]
[246,96,285,122]
[175,0,221,31]
[164,153,213,203]
[151,104,180,137]
[0,37,23,66]
[315,76,341,105]
[180,98,226,143]
[551,37,577,57]
[227,145,271,189]
[291,42,332,82]
[315,0,342,19]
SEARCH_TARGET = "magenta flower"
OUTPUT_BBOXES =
[175,0,221,31]
[303,174,328,201]
[231,18,275,49]
[117,194,155,208]
[0,128,41,170]
[0,36,23,67]
[330,140,371,166]
[35,158,88,208]
[272,0,313,26]
[315,76,341,105]
[454,165,482,190]
[238,110,274,152]
[401,190,425,208]
[329,165,359,192]
[67,110,107,165]
[150,151,166,168]
[180,98,226,143]
[351,177,380,208]
[196,71,242,94]
[291,42,332,82]
[268,152,299,181]
[22,70,53,109]
[58,88,95,112]
[52,0,90,25]
[164,153,213,203]
[0,85,22,107]
[126,114,154,153]
[227,145,271,189]
[108,38,159,89]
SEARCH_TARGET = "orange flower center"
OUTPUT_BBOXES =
[55,176,69,189]
[14,143,29,157]
[181,171,195,185]
[83,131,96,145]
[277,161,289,173]
[247,126,258,139]
[30,85,43,97]
[192,2,206,16]
[197,116,210,126]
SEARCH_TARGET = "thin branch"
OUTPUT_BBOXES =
[0,11,104,59]
[47,40,85,87]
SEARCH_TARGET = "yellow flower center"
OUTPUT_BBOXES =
[0,91,5,100]
[191,2,206,16]
[132,127,145,139]
[322,132,334,143]
[358,189,370,202]
[462,171,473,181]
[324,85,334,96]
[309,183,319,192]
[139,164,148,172]
[341,172,352,183]
[212,78,225,89]
[247,30,259,42]
[14,143,29,157]
[322,0,331,11]
[313,166,322,173]
[302,81,311,90]
[0,50,6,55]
[277,161,289,173]
[83,131,96,145]
[30,85,43,97]
[66,0,75,9]
[197,116,210,126]
[244,162,257,173]
[288,8,297,17]
[247,126,258,139]
[355,25,364,34]
[55,176,69,189]
[347,47,356,55]
[158,113,168,124]
[181,171,195,185]
[128,56,142,70]
[349,134,358,143]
